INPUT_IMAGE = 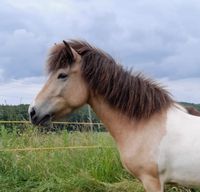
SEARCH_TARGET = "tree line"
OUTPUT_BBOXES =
[1,102,200,122]
[0,104,102,132]
[0,102,199,132]
[0,104,100,122]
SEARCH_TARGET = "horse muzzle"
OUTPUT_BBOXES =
[28,106,52,126]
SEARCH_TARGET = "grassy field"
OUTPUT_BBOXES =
[0,127,199,192]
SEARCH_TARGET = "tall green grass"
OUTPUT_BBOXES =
[0,127,198,192]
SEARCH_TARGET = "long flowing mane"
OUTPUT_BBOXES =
[47,40,174,119]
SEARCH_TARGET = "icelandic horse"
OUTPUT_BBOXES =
[29,40,200,192]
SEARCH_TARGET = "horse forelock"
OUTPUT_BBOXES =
[47,44,67,74]
[47,40,174,119]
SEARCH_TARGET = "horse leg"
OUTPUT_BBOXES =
[140,175,164,192]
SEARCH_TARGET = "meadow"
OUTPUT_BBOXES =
[0,126,199,192]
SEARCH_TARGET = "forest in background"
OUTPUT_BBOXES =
[0,102,200,122]
[0,104,101,132]
[0,104,100,122]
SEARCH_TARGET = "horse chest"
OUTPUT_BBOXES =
[118,134,161,178]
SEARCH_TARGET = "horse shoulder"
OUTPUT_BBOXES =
[119,113,166,177]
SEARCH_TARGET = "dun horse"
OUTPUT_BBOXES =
[29,40,200,192]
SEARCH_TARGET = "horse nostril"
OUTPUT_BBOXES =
[29,107,39,124]
[30,107,36,118]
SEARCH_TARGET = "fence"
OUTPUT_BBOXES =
[0,120,105,132]
[0,145,114,153]
[0,121,112,153]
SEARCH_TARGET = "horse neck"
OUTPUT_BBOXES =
[88,93,139,146]
[88,92,167,150]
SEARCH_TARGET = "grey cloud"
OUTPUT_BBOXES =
[1,0,200,82]
[1,0,200,104]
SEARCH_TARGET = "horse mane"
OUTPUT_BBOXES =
[186,106,200,116]
[47,40,174,120]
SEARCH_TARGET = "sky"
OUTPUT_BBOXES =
[1,0,200,104]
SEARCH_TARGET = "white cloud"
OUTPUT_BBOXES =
[1,76,200,105]
[0,76,44,105]
[160,77,200,103]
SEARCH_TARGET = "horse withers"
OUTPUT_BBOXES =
[29,40,200,192]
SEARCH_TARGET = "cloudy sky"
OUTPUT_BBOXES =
[1,0,200,104]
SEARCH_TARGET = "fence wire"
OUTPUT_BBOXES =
[0,121,106,132]
[0,121,111,153]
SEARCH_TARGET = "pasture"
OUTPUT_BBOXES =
[0,126,199,192]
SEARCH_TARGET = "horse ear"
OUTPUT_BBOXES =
[63,40,74,64]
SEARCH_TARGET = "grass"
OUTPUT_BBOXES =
[0,126,199,192]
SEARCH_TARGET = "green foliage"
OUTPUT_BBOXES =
[0,104,102,132]
[1,102,200,190]
[1,102,200,122]
[0,129,134,192]
[0,129,199,192]
[0,104,99,122]
[0,104,29,121]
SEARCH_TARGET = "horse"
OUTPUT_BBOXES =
[29,40,200,192]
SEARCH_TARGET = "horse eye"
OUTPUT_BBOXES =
[57,73,68,79]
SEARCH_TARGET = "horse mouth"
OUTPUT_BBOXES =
[38,114,53,126]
